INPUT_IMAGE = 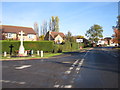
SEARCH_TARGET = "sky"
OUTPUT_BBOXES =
[1,1,119,38]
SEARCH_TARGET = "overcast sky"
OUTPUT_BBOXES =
[1,1,118,38]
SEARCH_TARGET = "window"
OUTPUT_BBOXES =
[28,34,34,39]
[58,37,60,40]
[8,33,13,38]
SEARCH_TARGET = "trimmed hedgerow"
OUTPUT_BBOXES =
[53,41,85,53]
[1,40,54,53]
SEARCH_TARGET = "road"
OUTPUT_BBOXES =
[1,48,119,88]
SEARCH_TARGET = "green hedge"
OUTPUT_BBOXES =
[1,40,54,53]
[1,40,85,54]
[53,41,84,53]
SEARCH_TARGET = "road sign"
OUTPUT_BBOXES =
[76,39,83,43]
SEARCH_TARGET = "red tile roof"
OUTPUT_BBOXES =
[1,25,36,35]
[50,32,65,38]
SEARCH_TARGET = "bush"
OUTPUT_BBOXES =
[53,41,85,52]
[1,40,54,54]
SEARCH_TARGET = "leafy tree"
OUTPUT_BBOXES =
[85,24,103,44]
[112,15,120,46]
[55,16,59,32]
[51,16,55,31]
[76,35,84,39]
[117,15,120,30]
[66,31,73,42]
[66,31,72,37]
[39,35,44,41]
[51,16,59,32]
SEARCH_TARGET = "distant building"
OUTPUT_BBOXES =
[44,31,65,44]
[97,39,105,46]
[97,37,116,46]
[1,25,38,41]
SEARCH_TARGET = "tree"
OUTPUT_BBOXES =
[49,19,52,31]
[66,31,72,42]
[76,35,84,39]
[51,16,59,32]
[41,20,48,36]
[51,16,55,31]
[112,15,120,46]
[34,22,40,40]
[55,16,59,32]
[34,22,39,36]
[39,35,44,41]
[85,24,103,44]
[117,15,120,30]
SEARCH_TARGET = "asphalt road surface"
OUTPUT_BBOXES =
[1,47,119,88]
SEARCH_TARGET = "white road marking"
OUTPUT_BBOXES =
[54,50,90,88]
[1,80,26,84]
[54,85,60,88]
[73,59,79,65]
[64,85,72,88]
[76,67,80,71]
[75,51,89,74]
[83,51,89,58]
[65,70,71,74]
[0,80,10,83]
[15,65,31,69]
[18,82,26,84]
[69,67,73,70]
[114,55,118,57]
[72,64,75,67]
[60,85,64,88]
[64,59,80,74]
[78,62,82,66]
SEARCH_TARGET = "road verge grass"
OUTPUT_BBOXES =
[0,53,63,61]
[0,47,91,61]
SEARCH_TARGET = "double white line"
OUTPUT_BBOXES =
[65,59,79,74]
[54,50,90,88]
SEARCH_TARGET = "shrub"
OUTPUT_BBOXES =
[53,41,84,52]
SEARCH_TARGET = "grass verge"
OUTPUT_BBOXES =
[0,53,63,60]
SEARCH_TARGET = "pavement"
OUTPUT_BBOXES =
[1,47,119,88]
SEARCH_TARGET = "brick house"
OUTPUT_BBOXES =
[1,25,38,41]
[44,31,65,44]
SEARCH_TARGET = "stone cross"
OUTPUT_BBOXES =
[9,44,14,56]
[19,31,25,46]
[18,31,25,56]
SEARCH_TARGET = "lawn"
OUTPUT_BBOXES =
[0,52,63,60]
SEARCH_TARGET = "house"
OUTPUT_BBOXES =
[97,37,115,46]
[104,37,114,46]
[97,39,105,46]
[1,25,38,41]
[44,31,65,44]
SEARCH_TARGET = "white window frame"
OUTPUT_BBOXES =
[28,34,34,39]
[7,33,13,38]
